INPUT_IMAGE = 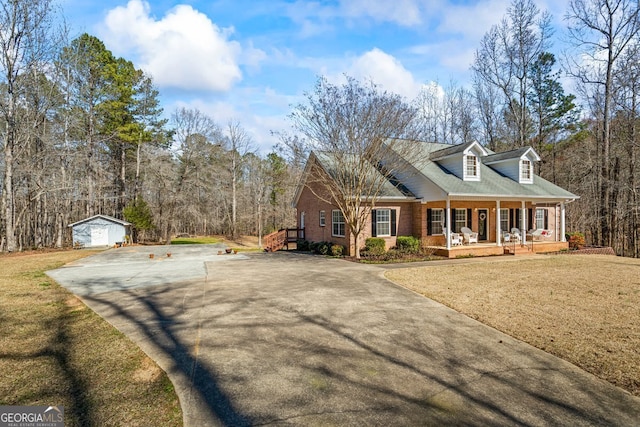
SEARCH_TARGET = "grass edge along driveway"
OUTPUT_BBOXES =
[385,254,640,398]
[0,250,183,427]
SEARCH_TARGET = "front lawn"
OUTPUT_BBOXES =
[0,250,183,426]
[386,254,640,397]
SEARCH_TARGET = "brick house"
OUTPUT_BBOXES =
[294,140,579,257]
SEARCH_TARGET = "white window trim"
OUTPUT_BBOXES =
[332,210,345,237]
[500,208,509,232]
[520,159,533,184]
[463,154,480,181]
[375,209,391,237]
[535,208,545,229]
[454,209,467,232]
[319,210,326,227]
[431,208,444,235]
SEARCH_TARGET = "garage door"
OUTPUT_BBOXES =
[91,227,109,246]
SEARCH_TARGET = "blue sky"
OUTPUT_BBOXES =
[60,0,571,152]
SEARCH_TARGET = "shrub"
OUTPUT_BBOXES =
[420,236,438,257]
[567,232,586,250]
[364,237,386,256]
[396,236,420,254]
[297,239,311,251]
[311,241,331,255]
[330,244,344,257]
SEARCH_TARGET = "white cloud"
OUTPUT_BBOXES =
[438,0,510,41]
[342,48,424,99]
[100,0,248,92]
[166,87,292,154]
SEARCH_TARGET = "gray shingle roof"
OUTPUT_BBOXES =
[305,141,578,203]
[314,151,417,199]
[484,147,536,163]
[429,140,476,160]
[409,142,577,200]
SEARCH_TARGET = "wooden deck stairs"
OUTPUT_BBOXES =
[263,228,304,252]
[503,241,534,255]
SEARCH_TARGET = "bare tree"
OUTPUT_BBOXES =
[222,121,255,239]
[565,0,640,247]
[290,76,420,258]
[473,72,504,150]
[473,0,552,148]
[0,0,59,251]
[161,107,221,243]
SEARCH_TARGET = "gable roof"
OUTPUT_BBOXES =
[484,146,541,164]
[69,214,132,228]
[395,141,578,202]
[429,140,488,161]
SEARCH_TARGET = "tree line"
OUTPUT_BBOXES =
[0,0,295,251]
[1,0,640,257]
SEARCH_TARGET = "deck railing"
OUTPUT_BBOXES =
[263,228,304,252]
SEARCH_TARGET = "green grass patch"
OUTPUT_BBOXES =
[171,236,223,245]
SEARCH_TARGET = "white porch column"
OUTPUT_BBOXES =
[496,200,502,247]
[521,201,527,245]
[446,198,451,250]
[561,202,566,242]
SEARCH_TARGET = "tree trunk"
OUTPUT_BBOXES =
[3,122,17,252]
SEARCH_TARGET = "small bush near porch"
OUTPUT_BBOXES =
[386,255,640,398]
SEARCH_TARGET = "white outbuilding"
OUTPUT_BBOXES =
[69,214,131,248]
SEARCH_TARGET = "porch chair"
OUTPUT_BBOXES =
[460,227,478,244]
[443,227,463,246]
[529,228,553,241]
[510,228,521,243]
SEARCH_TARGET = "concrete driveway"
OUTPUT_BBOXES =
[48,246,640,426]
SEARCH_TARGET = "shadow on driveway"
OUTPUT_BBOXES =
[49,249,640,426]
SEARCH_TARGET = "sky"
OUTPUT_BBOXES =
[60,0,571,153]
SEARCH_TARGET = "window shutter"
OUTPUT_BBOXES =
[454,209,460,232]
[427,209,432,235]
[391,209,397,237]
[528,209,533,231]
[371,209,377,237]
[467,209,472,228]
[544,209,548,229]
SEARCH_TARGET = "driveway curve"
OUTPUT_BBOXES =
[48,246,640,426]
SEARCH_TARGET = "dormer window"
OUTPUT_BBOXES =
[520,159,533,183]
[464,154,480,181]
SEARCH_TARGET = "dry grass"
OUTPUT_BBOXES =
[385,254,640,397]
[0,250,182,426]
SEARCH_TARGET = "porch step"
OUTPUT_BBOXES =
[504,244,532,255]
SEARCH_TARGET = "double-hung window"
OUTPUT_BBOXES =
[430,209,444,235]
[500,208,509,233]
[521,160,532,182]
[454,209,467,232]
[535,208,546,230]
[375,209,391,236]
[319,210,326,227]
[332,210,345,237]
[465,155,479,180]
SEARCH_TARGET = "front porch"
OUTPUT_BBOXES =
[430,240,569,259]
